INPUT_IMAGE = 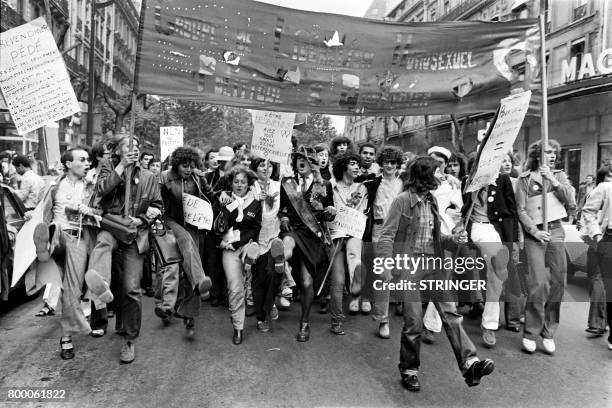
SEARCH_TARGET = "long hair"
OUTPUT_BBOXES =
[404,156,440,194]
[447,151,468,179]
[525,139,561,171]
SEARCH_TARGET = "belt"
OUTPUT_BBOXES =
[472,221,491,224]
[536,220,562,230]
[374,219,384,225]
[63,228,81,237]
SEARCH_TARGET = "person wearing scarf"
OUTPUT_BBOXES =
[219,165,262,345]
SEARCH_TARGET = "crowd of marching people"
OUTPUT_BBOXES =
[1,131,611,392]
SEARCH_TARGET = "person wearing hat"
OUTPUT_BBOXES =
[279,146,336,342]
[205,145,234,307]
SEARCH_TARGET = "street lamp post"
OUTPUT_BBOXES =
[86,0,114,146]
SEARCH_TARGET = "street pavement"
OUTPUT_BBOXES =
[0,274,610,408]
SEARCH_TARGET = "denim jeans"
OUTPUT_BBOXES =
[90,231,144,341]
[398,267,478,375]
[523,225,566,341]
[222,246,246,330]
[586,246,606,330]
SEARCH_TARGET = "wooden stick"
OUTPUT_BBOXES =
[317,236,344,296]
[538,15,549,232]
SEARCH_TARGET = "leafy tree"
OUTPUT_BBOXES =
[293,113,338,146]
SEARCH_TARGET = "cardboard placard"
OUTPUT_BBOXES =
[466,90,531,192]
[251,110,295,164]
[329,205,367,239]
[182,193,213,230]
[0,18,80,135]
[160,126,183,161]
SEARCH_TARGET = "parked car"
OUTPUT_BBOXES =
[0,182,27,304]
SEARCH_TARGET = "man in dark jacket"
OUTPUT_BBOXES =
[89,135,162,364]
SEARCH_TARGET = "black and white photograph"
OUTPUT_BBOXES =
[0,0,611,406]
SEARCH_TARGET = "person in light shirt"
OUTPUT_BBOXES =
[12,154,45,211]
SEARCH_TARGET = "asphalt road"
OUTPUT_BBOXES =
[0,274,610,408]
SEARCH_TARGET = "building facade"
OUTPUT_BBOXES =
[0,0,139,154]
[345,0,612,188]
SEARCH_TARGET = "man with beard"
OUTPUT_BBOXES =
[279,146,335,341]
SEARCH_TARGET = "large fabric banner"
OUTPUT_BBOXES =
[137,0,539,115]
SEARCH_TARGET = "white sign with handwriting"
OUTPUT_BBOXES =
[329,205,367,239]
[467,90,531,193]
[183,193,213,230]
[251,110,295,164]
[160,126,183,161]
[0,18,80,135]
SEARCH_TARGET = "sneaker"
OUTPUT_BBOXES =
[348,297,360,314]
[269,238,285,274]
[401,374,420,392]
[244,242,260,272]
[330,321,345,335]
[257,320,270,332]
[154,305,172,324]
[360,300,371,315]
[278,296,291,309]
[270,304,279,321]
[281,287,293,299]
[33,223,50,262]
[90,329,105,338]
[522,338,536,353]
[119,341,135,364]
[84,269,114,304]
[542,338,555,355]
[422,329,435,344]
[482,328,496,347]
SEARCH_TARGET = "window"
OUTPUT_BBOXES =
[430,9,436,21]
[573,0,587,20]
[559,146,581,190]
[443,0,450,14]
[598,143,612,168]
[570,39,585,73]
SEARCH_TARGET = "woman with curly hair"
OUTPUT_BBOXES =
[219,165,262,345]
[329,135,354,158]
[157,147,214,336]
[328,152,368,335]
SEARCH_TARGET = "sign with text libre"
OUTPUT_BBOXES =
[0,18,80,135]
[183,193,213,230]
[466,90,531,193]
[160,126,184,161]
[137,0,538,116]
[329,205,367,239]
[251,110,295,163]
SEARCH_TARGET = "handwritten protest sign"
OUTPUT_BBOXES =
[0,18,80,135]
[160,126,183,161]
[251,110,295,164]
[466,90,531,192]
[329,205,367,239]
[183,193,213,230]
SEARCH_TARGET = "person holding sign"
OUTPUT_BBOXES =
[328,152,368,335]
[377,156,494,392]
[279,147,335,342]
[219,166,262,345]
[515,140,576,355]
[157,147,214,336]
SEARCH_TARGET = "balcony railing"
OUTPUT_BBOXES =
[573,4,587,21]
[49,0,69,18]
[0,2,26,32]
[439,0,489,21]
